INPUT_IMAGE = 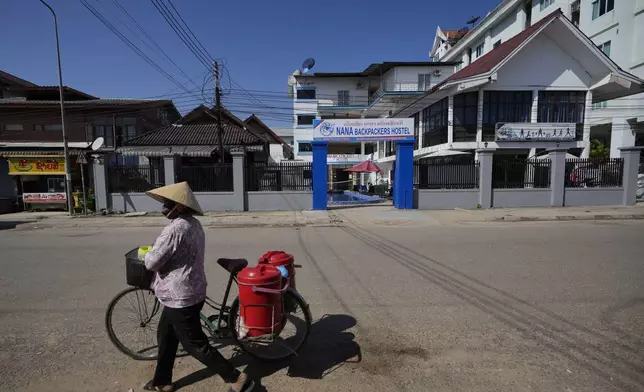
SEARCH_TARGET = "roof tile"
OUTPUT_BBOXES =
[125,124,264,146]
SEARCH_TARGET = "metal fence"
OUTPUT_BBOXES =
[246,161,313,191]
[414,161,480,189]
[107,164,164,193]
[176,164,234,192]
[565,158,623,188]
[493,159,551,189]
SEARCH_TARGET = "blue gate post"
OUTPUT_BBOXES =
[312,140,328,210]
[394,140,414,209]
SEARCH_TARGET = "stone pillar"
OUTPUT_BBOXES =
[611,118,636,158]
[548,149,568,207]
[231,150,245,211]
[447,95,454,144]
[163,156,175,185]
[394,140,414,209]
[91,154,109,212]
[477,148,495,208]
[619,147,643,206]
[581,90,593,158]
[312,141,328,210]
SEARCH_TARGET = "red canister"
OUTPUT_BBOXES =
[258,251,296,289]
[237,264,283,337]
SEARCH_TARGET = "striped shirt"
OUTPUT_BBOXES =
[144,215,207,308]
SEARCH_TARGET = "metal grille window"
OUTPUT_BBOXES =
[537,91,585,140]
[338,90,350,106]
[422,98,448,148]
[540,0,554,11]
[296,89,316,100]
[298,142,313,153]
[592,0,614,20]
[483,91,532,141]
[453,92,478,142]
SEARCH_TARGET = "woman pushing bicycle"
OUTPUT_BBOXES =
[141,182,254,392]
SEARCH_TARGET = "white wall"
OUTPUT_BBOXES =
[297,78,370,107]
[493,33,592,89]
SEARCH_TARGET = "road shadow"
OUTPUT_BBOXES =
[0,221,29,230]
[173,314,360,391]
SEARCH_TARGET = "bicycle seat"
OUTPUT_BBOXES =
[216,258,248,274]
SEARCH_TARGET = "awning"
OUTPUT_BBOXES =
[0,149,84,157]
[116,145,263,157]
[415,149,471,159]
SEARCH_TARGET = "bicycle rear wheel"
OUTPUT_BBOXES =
[229,289,312,362]
[106,287,162,360]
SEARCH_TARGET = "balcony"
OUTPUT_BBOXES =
[369,80,431,104]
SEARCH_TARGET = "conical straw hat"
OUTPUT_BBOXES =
[146,182,203,216]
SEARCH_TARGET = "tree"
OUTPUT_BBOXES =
[589,138,609,160]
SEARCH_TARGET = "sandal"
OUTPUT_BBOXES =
[143,380,175,392]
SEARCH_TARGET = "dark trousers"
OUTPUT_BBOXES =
[152,301,238,386]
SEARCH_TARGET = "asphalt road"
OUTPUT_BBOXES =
[1,219,643,392]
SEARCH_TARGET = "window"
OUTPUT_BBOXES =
[114,117,137,145]
[524,0,532,27]
[418,74,431,91]
[538,91,586,140]
[296,88,316,100]
[298,142,313,153]
[3,124,23,132]
[89,117,114,147]
[483,91,533,141]
[44,124,62,132]
[421,98,449,148]
[475,43,484,58]
[493,40,502,49]
[413,113,420,150]
[337,90,350,106]
[296,115,316,126]
[571,0,581,26]
[455,63,462,72]
[453,92,479,142]
[592,0,614,20]
[540,0,554,11]
[598,40,611,57]
[592,101,608,110]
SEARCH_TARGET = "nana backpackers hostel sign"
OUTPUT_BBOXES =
[313,118,415,142]
[496,123,577,141]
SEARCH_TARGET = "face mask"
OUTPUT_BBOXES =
[161,200,178,219]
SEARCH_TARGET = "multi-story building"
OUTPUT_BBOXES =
[0,70,179,212]
[290,61,457,188]
[429,0,644,157]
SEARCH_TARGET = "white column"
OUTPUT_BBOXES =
[448,95,454,145]
[581,90,593,158]
[476,88,484,143]
[610,118,636,158]
[360,142,366,187]
[418,111,424,149]
[531,89,539,123]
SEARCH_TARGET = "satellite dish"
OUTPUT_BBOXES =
[91,137,105,151]
[301,58,315,74]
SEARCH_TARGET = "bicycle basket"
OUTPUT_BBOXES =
[125,248,154,289]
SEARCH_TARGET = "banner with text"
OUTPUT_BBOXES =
[313,119,415,142]
[8,158,66,175]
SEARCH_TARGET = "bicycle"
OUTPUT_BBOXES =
[105,256,312,362]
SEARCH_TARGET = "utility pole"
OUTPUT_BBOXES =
[39,0,73,215]
[214,61,225,163]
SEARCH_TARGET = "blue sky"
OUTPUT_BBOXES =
[0,0,499,125]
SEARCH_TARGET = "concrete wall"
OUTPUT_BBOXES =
[416,189,479,210]
[246,191,312,211]
[492,189,551,208]
[564,188,624,206]
[195,192,240,212]
[110,193,161,213]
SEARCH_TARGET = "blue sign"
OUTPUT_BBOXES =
[313,118,415,142]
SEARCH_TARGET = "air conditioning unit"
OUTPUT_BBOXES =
[356,81,365,89]
[433,69,442,77]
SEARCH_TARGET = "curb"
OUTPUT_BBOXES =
[489,214,644,222]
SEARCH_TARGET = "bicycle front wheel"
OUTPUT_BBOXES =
[229,289,312,362]
[105,287,161,360]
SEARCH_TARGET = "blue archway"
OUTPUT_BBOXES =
[311,119,415,210]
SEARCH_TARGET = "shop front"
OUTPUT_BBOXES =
[8,157,68,210]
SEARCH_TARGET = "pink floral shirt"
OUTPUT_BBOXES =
[144,215,207,308]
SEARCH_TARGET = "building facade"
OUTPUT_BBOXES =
[429,0,644,157]
[0,70,179,213]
